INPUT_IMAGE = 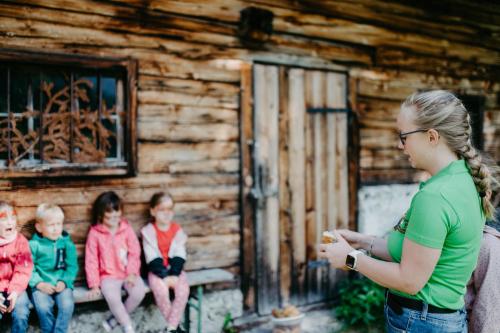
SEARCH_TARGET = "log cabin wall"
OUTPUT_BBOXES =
[0,0,499,312]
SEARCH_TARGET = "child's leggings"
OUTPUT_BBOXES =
[101,277,146,327]
[148,271,190,328]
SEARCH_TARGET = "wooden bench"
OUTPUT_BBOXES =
[69,268,235,333]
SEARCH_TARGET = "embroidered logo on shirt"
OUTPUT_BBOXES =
[55,248,66,270]
[394,213,409,234]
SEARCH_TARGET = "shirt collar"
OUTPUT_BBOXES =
[419,159,467,190]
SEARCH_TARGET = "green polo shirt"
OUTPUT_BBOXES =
[387,159,485,310]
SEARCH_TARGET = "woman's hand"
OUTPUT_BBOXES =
[318,230,355,270]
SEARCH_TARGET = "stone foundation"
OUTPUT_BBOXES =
[358,184,419,236]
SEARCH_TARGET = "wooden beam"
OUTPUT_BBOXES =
[288,68,307,305]
[239,62,256,312]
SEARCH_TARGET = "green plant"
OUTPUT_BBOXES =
[221,312,238,333]
[334,276,385,331]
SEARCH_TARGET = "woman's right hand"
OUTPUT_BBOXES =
[337,229,371,250]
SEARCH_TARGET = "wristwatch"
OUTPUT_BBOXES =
[345,250,364,271]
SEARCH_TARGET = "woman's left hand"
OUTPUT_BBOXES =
[318,230,355,270]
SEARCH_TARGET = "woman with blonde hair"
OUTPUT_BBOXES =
[319,90,498,332]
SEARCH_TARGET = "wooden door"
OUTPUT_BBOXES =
[252,64,350,314]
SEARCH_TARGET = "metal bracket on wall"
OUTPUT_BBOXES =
[307,107,349,114]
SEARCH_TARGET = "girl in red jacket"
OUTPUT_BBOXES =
[141,192,189,333]
[0,201,33,333]
[85,192,145,333]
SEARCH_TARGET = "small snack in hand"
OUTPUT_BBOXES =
[321,230,337,244]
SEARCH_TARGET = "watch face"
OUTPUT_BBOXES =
[346,254,356,268]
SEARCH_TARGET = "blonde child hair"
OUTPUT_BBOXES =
[35,203,64,224]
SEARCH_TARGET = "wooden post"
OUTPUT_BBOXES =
[240,62,256,312]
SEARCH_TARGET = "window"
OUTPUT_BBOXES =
[458,94,485,150]
[0,49,137,177]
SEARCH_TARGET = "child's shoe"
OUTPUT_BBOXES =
[122,324,135,333]
[102,316,118,332]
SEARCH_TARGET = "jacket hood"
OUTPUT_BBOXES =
[91,219,130,234]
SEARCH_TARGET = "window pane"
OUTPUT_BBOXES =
[72,71,99,163]
[75,71,98,112]
[101,117,118,159]
[40,70,71,163]
[8,68,40,165]
[102,77,116,112]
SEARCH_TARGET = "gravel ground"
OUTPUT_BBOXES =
[238,308,382,333]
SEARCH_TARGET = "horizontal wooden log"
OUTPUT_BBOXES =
[138,142,239,172]
[360,128,399,149]
[169,159,240,174]
[0,172,240,192]
[361,148,410,169]
[138,90,239,109]
[353,69,500,101]
[360,168,429,184]
[138,104,238,124]
[139,76,240,97]
[138,121,239,142]
[2,184,239,207]
[185,233,240,270]
[376,48,500,80]
[139,57,241,83]
[179,214,240,237]
[357,97,402,118]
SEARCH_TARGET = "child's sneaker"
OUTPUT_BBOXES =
[122,324,135,333]
[102,317,117,332]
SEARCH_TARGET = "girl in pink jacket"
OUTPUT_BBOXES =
[85,192,145,333]
[0,201,33,333]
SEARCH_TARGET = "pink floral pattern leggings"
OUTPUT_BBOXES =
[148,271,190,328]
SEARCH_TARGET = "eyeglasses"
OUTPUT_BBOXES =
[398,129,428,145]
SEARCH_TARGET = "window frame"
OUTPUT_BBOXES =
[0,48,137,178]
